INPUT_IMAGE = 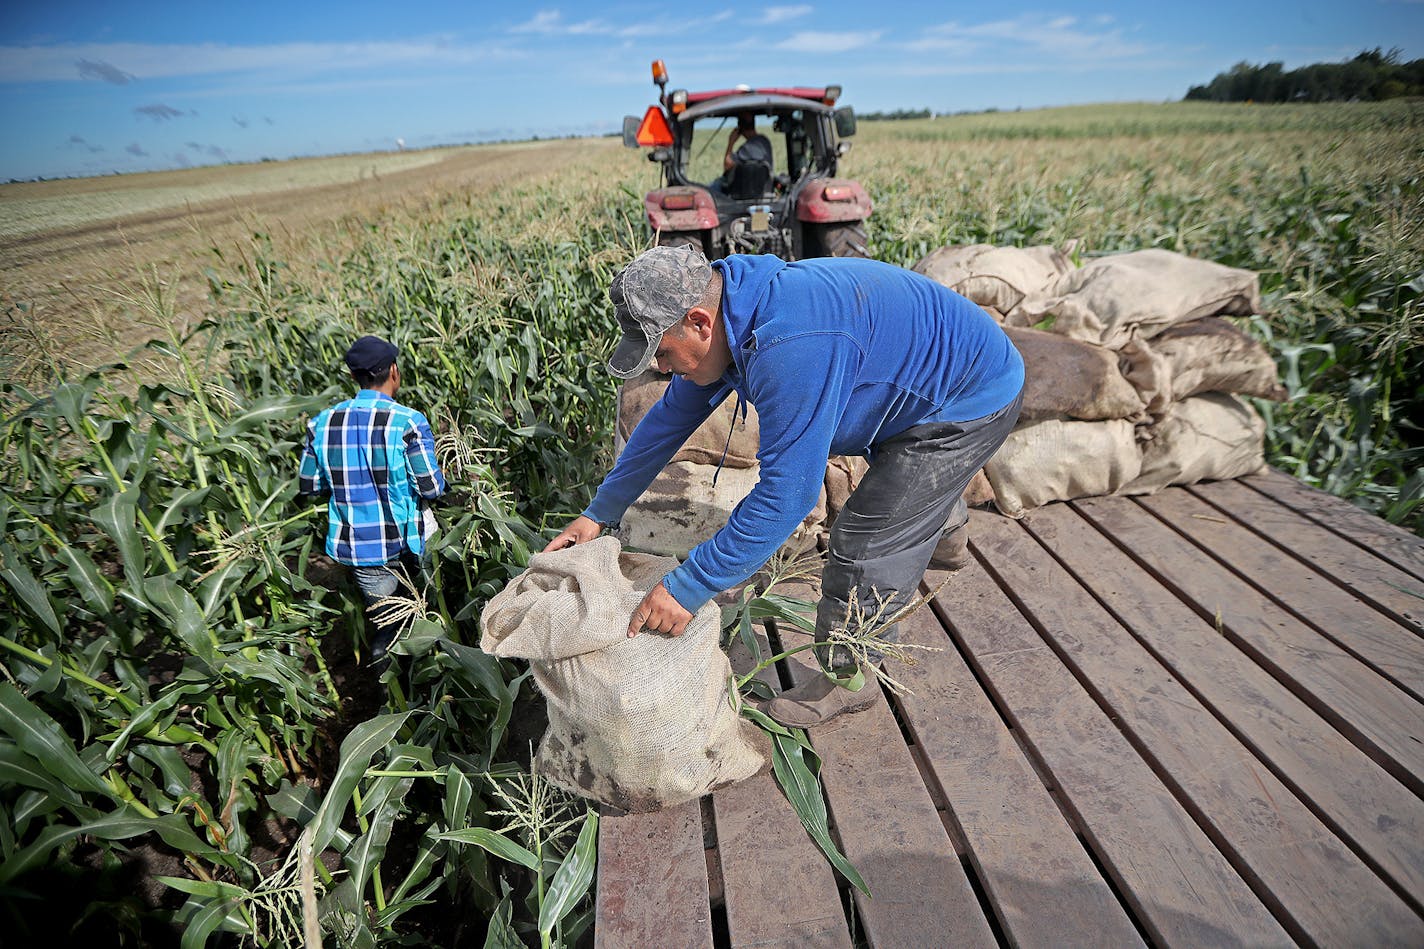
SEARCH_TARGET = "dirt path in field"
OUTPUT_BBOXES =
[0,139,605,388]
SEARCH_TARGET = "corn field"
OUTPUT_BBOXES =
[0,101,1420,946]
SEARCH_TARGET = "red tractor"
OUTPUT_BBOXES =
[623,59,873,261]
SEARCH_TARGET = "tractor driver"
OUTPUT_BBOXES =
[708,112,772,197]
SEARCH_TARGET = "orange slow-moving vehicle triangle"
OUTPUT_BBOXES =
[636,106,674,147]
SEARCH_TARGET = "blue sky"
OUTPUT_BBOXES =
[2,0,1421,181]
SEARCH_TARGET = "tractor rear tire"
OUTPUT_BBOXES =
[809,221,869,258]
[657,230,707,255]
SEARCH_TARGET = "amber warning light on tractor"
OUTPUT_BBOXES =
[635,106,674,147]
[651,60,668,86]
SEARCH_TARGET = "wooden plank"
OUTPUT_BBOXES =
[1245,468,1424,582]
[1075,495,1424,798]
[929,547,1293,947]
[1023,501,1424,913]
[1190,478,1424,634]
[1139,488,1424,702]
[769,581,999,949]
[595,799,715,949]
[977,506,1424,944]
[714,630,852,949]
[890,604,1146,948]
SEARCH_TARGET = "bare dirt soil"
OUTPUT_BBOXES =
[0,140,604,388]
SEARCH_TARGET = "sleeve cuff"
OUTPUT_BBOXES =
[661,566,715,614]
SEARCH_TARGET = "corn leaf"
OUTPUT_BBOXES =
[737,588,763,665]
[483,889,524,949]
[0,547,60,637]
[142,576,216,663]
[56,545,115,617]
[306,711,410,855]
[153,486,212,535]
[749,592,817,632]
[0,683,112,800]
[0,740,84,806]
[91,485,148,590]
[538,809,598,937]
[358,743,431,818]
[177,894,248,949]
[0,810,219,884]
[442,763,473,829]
[215,395,322,439]
[768,730,870,897]
[104,688,188,764]
[49,380,96,435]
[388,830,444,906]
[267,780,353,852]
[344,810,397,906]
[434,827,539,870]
[155,876,248,900]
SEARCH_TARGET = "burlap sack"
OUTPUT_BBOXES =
[824,454,870,527]
[1149,317,1287,402]
[912,244,1073,317]
[618,372,760,469]
[1004,325,1146,423]
[963,469,996,508]
[984,418,1142,517]
[479,537,766,813]
[1117,338,1174,427]
[622,461,825,559]
[1010,249,1261,349]
[1121,393,1266,496]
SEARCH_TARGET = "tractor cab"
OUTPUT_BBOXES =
[624,61,873,261]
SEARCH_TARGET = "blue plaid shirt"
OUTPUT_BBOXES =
[299,390,446,566]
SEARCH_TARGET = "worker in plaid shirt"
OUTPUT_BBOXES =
[299,335,446,661]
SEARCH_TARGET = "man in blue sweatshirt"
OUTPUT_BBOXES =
[545,245,1024,727]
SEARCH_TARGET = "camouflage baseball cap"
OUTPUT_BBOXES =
[607,244,714,379]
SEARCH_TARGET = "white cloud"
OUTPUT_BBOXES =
[761,5,812,24]
[508,10,611,35]
[777,31,883,54]
[507,8,730,39]
[0,38,524,83]
[907,14,1147,59]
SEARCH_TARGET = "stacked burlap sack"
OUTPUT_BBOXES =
[913,245,1287,515]
[480,537,767,812]
[616,372,827,554]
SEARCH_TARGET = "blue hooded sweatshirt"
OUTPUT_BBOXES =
[584,254,1024,613]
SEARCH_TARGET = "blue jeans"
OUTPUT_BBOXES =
[817,390,1023,672]
[351,551,422,658]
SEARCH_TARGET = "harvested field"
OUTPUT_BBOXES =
[0,138,624,384]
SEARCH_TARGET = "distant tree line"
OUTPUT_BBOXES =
[1185,48,1424,103]
[858,108,933,122]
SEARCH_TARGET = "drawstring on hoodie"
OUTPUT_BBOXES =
[712,391,747,487]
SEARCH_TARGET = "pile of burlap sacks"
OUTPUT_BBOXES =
[912,245,1285,515]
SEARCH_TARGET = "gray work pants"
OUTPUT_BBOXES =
[817,390,1023,672]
